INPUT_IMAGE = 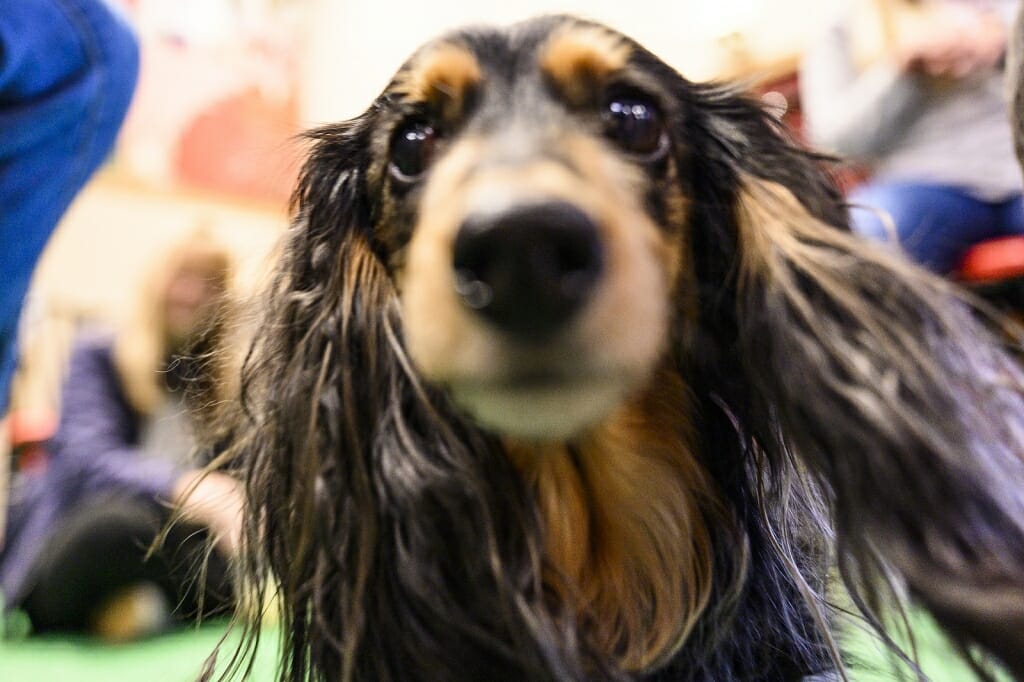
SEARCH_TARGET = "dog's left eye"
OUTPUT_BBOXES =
[389,121,438,183]
[603,97,668,160]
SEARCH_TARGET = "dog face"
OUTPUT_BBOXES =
[356,18,693,439]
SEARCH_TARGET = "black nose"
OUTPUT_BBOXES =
[452,202,604,340]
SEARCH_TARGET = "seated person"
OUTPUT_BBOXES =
[0,232,243,640]
[800,0,1023,274]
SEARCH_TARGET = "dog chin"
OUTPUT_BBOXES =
[449,377,627,440]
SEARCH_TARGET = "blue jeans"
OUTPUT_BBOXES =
[0,0,138,412]
[849,182,1024,274]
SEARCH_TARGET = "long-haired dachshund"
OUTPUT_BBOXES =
[217,15,1024,682]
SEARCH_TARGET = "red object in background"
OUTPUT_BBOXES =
[175,87,303,204]
[957,236,1024,283]
[7,409,57,474]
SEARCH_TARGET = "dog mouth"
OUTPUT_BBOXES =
[446,365,632,440]
[486,367,586,390]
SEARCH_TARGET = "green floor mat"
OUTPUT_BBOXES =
[0,621,277,682]
[843,609,1009,681]
[0,611,1008,681]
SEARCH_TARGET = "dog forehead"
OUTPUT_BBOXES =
[390,17,635,111]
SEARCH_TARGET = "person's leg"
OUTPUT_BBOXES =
[996,195,1024,236]
[20,496,233,634]
[20,498,165,633]
[848,183,998,273]
[155,513,235,623]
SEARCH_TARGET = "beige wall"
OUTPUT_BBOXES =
[31,179,284,318]
[13,178,285,412]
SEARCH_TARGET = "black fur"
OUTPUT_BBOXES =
[213,16,1024,682]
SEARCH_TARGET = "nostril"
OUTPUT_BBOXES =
[454,271,494,310]
[451,202,604,339]
[544,225,603,295]
[452,223,499,311]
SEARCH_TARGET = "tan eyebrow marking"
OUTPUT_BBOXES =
[540,25,633,106]
[392,42,482,114]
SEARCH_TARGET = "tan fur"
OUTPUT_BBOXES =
[393,42,482,118]
[506,367,715,671]
[734,177,968,392]
[735,178,935,293]
[401,132,670,406]
[540,25,632,106]
[662,165,698,330]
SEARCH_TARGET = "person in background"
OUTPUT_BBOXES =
[800,0,1024,274]
[0,0,139,544]
[0,232,244,641]
[1009,1,1024,168]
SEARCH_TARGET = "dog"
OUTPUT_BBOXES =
[217,15,1024,681]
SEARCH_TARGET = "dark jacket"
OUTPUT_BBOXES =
[1,336,182,604]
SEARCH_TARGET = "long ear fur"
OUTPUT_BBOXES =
[222,115,626,682]
[687,85,1024,678]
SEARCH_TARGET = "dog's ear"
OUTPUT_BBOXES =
[230,111,400,680]
[686,85,1024,676]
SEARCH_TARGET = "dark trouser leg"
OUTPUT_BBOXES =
[848,183,998,274]
[21,496,233,634]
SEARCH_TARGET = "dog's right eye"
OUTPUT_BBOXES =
[389,121,438,183]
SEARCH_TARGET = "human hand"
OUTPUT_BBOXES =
[897,9,1006,80]
[172,469,244,556]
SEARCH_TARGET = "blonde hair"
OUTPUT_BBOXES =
[112,230,234,416]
